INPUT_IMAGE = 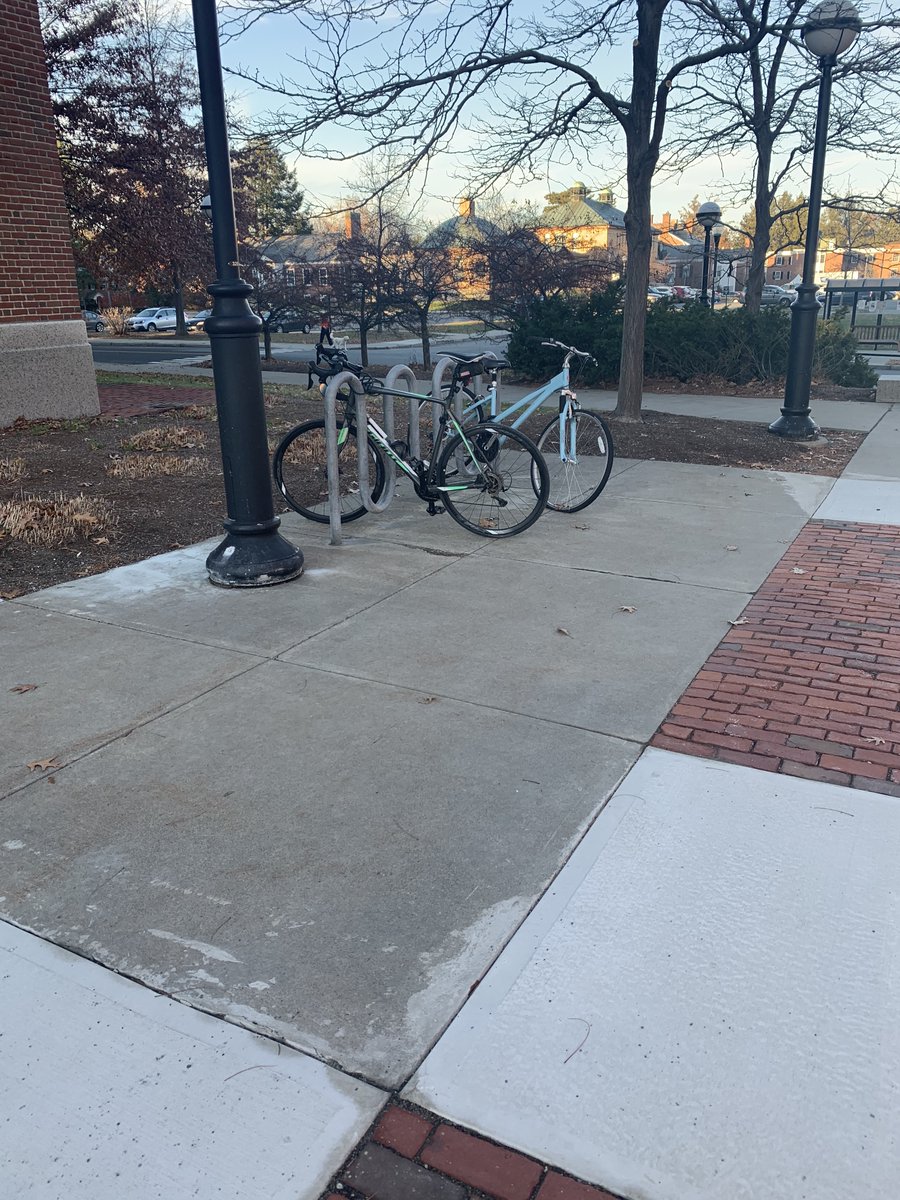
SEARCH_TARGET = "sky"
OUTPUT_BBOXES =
[201,1,897,230]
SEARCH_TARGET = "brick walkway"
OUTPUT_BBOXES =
[651,519,900,795]
[98,383,214,418]
[326,1104,619,1200]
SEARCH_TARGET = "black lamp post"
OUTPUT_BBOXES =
[190,0,303,586]
[711,223,724,308]
[769,0,861,439]
[697,201,722,306]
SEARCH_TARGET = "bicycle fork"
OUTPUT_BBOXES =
[558,392,578,462]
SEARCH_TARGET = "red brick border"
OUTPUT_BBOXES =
[328,1103,621,1200]
[98,384,215,419]
[651,520,900,793]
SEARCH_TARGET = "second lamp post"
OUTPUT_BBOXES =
[769,0,861,439]
[697,201,722,307]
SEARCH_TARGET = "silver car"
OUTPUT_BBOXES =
[125,306,177,332]
[760,285,796,308]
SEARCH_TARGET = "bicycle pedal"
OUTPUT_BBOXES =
[427,501,445,516]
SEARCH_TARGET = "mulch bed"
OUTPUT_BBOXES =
[0,377,864,598]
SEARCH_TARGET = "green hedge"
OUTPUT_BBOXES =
[506,288,876,388]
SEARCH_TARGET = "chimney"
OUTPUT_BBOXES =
[345,211,362,239]
[662,211,672,232]
[459,197,474,218]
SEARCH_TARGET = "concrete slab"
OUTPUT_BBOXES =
[20,534,465,657]
[0,660,638,1088]
[608,459,832,515]
[815,479,900,524]
[407,749,900,1200]
[284,556,747,740]
[0,920,383,1200]
[838,405,900,481]
[488,491,814,591]
[0,603,253,800]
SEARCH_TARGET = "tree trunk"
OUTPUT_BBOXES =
[263,321,272,360]
[745,141,774,314]
[615,155,654,421]
[359,321,369,366]
[420,311,431,370]
[173,262,187,336]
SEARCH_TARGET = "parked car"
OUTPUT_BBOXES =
[647,285,674,302]
[262,309,313,335]
[186,309,212,330]
[125,306,177,332]
[760,285,796,308]
[81,309,106,332]
[671,285,698,301]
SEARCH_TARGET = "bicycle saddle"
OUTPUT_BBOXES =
[444,351,510,373]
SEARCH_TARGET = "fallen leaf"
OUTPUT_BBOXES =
[26,756,61,772]
[92,536,111,545]
[9,683,38,694]
[864,736,886,746]
[729,618,749,626]
[618,605,637,614]
[418,696,437,704]
[724,545,738,552]
[574,523,590,530]
[40,468,53,474]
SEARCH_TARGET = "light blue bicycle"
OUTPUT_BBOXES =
[441,339,614,514]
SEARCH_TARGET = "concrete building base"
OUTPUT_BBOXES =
[0,320,99,427]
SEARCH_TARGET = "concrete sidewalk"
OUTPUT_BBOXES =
[2,405,900,1197]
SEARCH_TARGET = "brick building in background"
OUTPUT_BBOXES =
[0,0,98,426]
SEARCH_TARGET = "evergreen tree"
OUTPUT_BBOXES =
[232,136,311,243]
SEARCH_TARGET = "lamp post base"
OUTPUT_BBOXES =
[767,409,820,439]
[206,525,304,588]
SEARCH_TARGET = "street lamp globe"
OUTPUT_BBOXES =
[802,0,861,60]
[696,201,722,231]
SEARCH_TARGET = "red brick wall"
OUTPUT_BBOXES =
[0,0,81,324]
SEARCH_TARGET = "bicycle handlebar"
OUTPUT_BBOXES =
[540,339,597,366]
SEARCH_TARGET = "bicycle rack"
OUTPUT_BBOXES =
[322,366,420,547]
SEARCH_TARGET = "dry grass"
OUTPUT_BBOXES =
[176,404,214,420]
[0,492,117,547]
[121,426,207,452]
[107,454,209,479]
[0,456,27,482]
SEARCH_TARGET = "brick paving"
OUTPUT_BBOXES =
[98,383,214,419]
[327,1104,620,1200]
[651,520,900,794]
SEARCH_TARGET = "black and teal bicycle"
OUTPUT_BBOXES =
[273,354,550,538]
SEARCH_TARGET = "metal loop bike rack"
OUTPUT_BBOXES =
[322,371,397,546]
[382,364,421,462]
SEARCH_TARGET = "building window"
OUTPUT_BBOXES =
[772,270,782,280]
[284,267,296,287]
[774,255,785,266]
[302,267,313,286]
[318,267,328,286]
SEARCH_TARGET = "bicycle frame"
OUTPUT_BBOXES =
[456,361,580,461]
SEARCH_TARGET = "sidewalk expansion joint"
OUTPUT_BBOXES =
[1,657,264,805]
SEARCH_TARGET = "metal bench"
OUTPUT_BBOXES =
[853,325,900,351]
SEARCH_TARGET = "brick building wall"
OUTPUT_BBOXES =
[0,0,81,323]
[0,0,96,425]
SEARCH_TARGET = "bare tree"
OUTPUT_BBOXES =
[394,226,460,370]
[224,0,770,420]
[676,0,900,311]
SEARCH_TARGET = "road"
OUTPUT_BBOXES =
[90,332,509,370]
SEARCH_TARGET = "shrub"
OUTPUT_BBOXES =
[507,291,875,388]
[814,321,877,387]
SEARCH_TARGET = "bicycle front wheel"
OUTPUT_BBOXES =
[536,408,614,514]
[437,422,548,537]
[273,418,386,523]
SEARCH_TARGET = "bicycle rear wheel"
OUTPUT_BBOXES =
[535,408,614,513]
[273,418,386,523]
[437,422,548,537]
